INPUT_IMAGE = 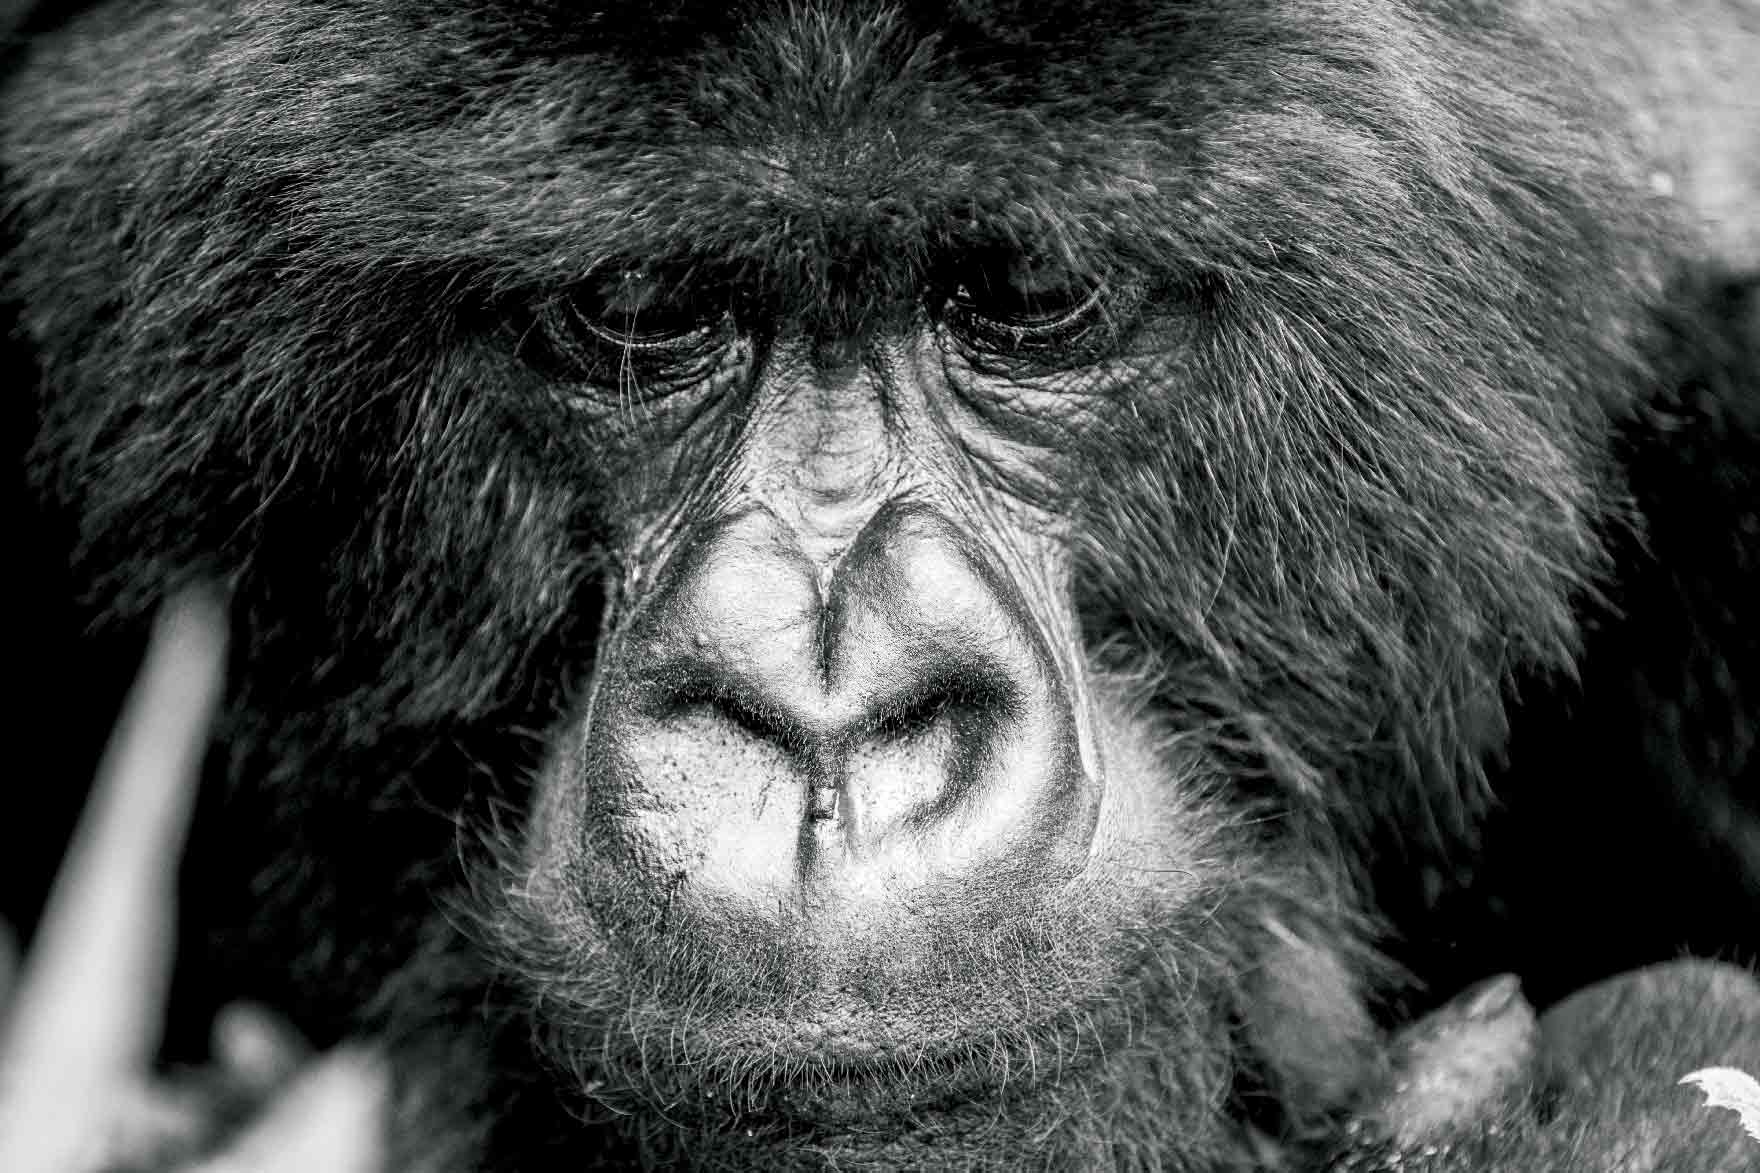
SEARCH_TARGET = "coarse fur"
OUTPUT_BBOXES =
[3,0,1758,1169]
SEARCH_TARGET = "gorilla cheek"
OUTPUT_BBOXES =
[530,496,1102,979]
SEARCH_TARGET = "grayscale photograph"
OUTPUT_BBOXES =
[2,1,1757,1169]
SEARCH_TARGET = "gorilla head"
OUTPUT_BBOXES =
[4,1,1757,1169]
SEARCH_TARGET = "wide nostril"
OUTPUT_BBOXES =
[864,684,956,745]
[634,659,810,755]
[858,669,1018,750]
[632,653,1020,770]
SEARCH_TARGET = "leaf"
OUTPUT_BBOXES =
[1680,1066,1760,1143]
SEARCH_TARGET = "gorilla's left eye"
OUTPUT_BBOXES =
[942,253,1109,353]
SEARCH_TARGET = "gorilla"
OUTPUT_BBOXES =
[2,0,1758,1169]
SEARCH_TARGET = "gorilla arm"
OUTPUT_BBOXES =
[1325,963,1760,1172]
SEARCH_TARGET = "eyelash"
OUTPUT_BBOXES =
[943,279,1110,353]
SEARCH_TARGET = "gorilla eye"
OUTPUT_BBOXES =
[521,270,737,384]
[942,253,1108,354]
[568,270,729,353]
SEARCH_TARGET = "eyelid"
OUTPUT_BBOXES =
[946,276,1111,348]
[970,279,1107,332]
[516,285,735,386]
[565,275,730,353]
[578,309,728,352]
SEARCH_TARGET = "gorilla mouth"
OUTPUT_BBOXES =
[614,1011,1127,1129]
[516,902,1237,1134]
[492,744,1245,1131]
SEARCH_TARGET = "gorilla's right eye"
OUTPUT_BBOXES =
[521,272,735,382]
[561,270,732,353]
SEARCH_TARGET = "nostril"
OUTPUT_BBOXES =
[866,688,954,743]
[701,692,802,753]
[633,659,807,754]
[861,670,1020,745]
[628,652,1024,775]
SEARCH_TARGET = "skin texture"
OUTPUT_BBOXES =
[2,1,1758,1170]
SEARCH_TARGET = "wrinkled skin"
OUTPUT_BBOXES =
[3,0,1759,1170]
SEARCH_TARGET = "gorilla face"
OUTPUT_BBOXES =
[490,111,1261,1157]
[472,10,1621,1148]
[512,295,1234,1149]
[6,0,1753,1168]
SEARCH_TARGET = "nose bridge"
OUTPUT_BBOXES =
[745,351,910,562]
[633,501,1025,725]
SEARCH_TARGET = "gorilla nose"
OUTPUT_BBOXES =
[585,502,1093,921]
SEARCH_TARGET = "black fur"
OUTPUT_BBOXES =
[4,1,1756,1169]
